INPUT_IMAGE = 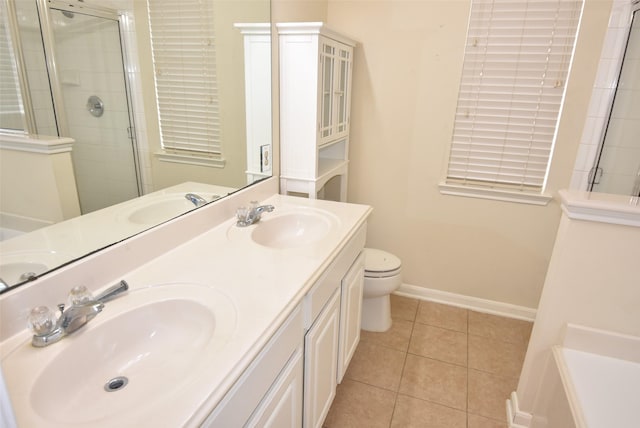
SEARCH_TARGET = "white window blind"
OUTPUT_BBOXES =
[445,0,583,195]
[0,8,24,131]
[147,0,223,165]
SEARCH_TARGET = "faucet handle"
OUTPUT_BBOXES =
[66,285,94,308]
[236,206,250,226]
[28,306,57,336]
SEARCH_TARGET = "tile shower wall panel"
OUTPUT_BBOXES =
[51,9,139,213]
[596,15,640,195]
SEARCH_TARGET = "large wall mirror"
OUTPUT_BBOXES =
[0,0,272,291]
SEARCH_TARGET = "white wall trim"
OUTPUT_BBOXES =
[439,182,552,206]
[0,134,73,154]
[395,283,537,322]
[507,392,533,428]
[559,190,640,228]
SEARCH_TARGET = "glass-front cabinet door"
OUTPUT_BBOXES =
[335,46,351,136]
[318,37,353,146]
[319,40,336,142]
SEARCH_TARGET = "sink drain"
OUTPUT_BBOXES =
[104,376,129,392]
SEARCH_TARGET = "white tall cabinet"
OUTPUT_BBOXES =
[277,23,356,201]
[234,23,273,184]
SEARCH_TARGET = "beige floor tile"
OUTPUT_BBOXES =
[324,379,396,428]
[409,323,467,366]
[399,354,467,411]
[345,340,406,391]
[415,300,468,333]
[361,318,414,352]
[468,369,518,421]
[468,311,533,345]
[390,394,466,428]
[468,413,508,428]
[391,294,419,321]
[468,335,527,378]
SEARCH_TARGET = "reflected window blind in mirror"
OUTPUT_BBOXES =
[445,0,583,196]
[147,0,224,167]
[0,3,24,132]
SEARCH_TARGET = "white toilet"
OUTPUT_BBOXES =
[361,248,402,332]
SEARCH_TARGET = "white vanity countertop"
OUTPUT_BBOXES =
[0,194,372,427]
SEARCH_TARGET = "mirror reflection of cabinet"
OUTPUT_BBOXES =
[278,23,355,202]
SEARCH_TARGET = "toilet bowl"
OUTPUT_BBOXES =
[361,248,402,332]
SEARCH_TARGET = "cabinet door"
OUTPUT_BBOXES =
[318,39,336,144]
[303,289,341,428]
[337,252,364,383]
[246,348,304,428]
[334,44,353,138]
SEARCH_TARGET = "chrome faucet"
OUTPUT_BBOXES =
[236,201,275,227]
[28,280,129,347]
[185,193,207,207]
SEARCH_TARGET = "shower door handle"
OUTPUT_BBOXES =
[588,166,602,186]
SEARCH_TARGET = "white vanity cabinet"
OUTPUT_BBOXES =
[202,307,304,427]
[337,252,365,383]
[277,22,355,201]
[202,223,366,428]
[302,223,366,427]
[303,289,341,428]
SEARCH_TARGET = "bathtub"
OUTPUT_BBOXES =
[531,324,640,428]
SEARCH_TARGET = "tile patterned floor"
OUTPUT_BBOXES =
[324,295,533,428]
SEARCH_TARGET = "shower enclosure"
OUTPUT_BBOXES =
[6,0,141,214]
[588,1,640,197]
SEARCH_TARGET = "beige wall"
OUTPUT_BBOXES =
[0,148,80,227]
[274,0,612,309]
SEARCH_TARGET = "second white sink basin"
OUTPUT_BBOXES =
[251,210,336,249]
[1,283,237,427]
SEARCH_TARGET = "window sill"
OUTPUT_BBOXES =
[438,182,552,206]
[156,151,226,168]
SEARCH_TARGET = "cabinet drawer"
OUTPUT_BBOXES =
[202,306,303,427]
[303,223,366,328]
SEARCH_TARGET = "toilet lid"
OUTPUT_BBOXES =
[364,248,401,275]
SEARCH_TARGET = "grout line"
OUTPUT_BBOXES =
[388,315,415,427]
[466,309,470,428]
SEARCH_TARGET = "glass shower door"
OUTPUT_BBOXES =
[589,5,640,197]
[49,7,140,214]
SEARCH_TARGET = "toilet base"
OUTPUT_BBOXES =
[361,295,392,332]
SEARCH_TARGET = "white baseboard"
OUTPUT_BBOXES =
[394,283,537,322]
[507,392,533,428]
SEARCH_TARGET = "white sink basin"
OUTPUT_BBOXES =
[1,283,237,427]
[127,198,200,224]
[120,193,221,225]
[250,210,336,249]
[0,250,72,286]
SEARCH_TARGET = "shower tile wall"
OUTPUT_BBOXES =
[52,10,139,213]
[571,0,637,192]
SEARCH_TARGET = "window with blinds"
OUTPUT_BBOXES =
[0,7,24,132]
[147,0,224,167]
[442,0,583,203]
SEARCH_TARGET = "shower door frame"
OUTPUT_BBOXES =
[587,0,640,197]
[36,0,144,200]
